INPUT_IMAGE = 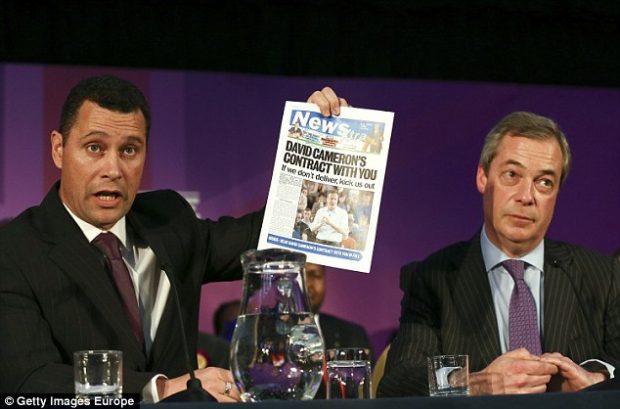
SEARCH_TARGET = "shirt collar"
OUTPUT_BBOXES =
[63,204,128,249]
[480,225,545,273]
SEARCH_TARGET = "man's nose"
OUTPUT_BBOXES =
[516,179,535,205]
[102,152,122,179]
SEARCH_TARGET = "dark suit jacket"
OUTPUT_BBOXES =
[0,183,262,394]
[197,333,230,369]
[378,233,620,397]
[320,313,373,356]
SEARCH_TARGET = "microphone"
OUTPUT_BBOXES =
[159,263,216,402]
[551,258,603,349]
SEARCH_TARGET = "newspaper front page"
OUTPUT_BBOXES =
[258,102,393,273]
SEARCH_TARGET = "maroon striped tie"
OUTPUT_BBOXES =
[503,259,542,355]
[93,233,144,347]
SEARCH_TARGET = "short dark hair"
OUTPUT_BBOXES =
[326,189,339,198]
[59,75,151,143]
[214,300,241,337]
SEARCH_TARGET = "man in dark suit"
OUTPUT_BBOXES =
[0,76,346,401]
[305,262,373,398]
[379,112,620,397]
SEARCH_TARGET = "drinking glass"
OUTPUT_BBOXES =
[427,354,469,397]
[326,347,372,399]
[74,350,122,399]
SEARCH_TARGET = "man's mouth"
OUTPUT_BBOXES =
[509,214,534,223]
[95,191,121,201]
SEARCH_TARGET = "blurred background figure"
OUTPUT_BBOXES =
[298,208,314,242]
[214,300,241,341]
[196,299,241,370]
[196,332,230,370]
[304,263,372,355]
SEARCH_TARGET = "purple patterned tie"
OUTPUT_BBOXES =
[93,233,144,347]
[503,259,542,355]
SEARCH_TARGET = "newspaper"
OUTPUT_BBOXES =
[258,101,394,273]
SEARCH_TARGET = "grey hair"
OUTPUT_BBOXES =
[479,111,571,185]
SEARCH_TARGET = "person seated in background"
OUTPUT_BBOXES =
[196,299,243,372]
[297,208,314,242]
[379,111,620,397]
[213,300,241,341]
[304,262,373,398]
[196,332,231,370]
[305,181,320,210]
[311,191,326,218]
[292,211,303,240]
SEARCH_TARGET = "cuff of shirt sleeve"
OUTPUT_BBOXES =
[142,374,168,403]
[580,359,615,379]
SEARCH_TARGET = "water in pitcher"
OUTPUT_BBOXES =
[231,312,324,401]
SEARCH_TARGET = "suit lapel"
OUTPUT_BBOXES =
[543,240,579,354]
[449,234,501,368]
[39,185,146,362]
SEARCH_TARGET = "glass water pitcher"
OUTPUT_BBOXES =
[230,249,325,401]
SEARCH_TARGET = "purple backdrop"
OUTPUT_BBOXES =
[1,64,619,355]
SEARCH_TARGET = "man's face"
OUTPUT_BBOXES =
[304,263,325,313]
[326,192,338,210]
[303,209,312,221]
[51,101,147,230]
[476,135,563,257]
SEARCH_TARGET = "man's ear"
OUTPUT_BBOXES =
[51,131,64,169]
[476,165,488,194]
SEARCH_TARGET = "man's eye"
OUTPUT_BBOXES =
[502,170,517,180]
[537,178,554,190]
[123,146,137,155]
[87,144,101,153]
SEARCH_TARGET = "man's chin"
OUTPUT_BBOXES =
[91,209,126,230]
[500,231,543,255]
[503,222,536,238]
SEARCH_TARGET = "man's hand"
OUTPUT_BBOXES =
[157,367,241,402]
[541,353,607,392]
[470,348,558,395]
[307,86,349,116]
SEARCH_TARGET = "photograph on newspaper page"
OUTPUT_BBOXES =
[258,101,394,273]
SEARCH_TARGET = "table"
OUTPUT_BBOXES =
[149,390,620,408]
